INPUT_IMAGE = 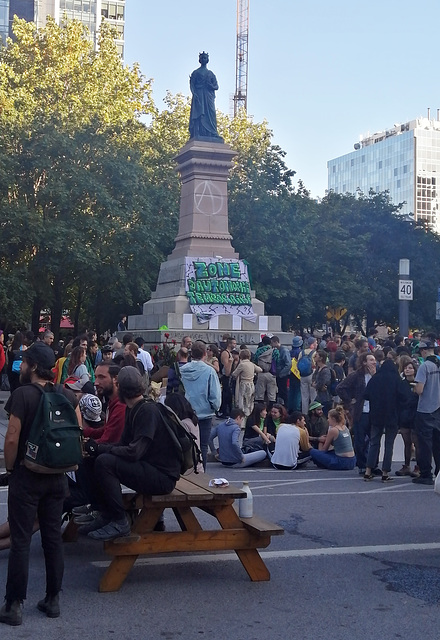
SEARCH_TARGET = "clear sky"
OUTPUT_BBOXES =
[124,0,440,199]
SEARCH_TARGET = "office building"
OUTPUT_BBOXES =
[6,0,125,56]
[328,113,440,231]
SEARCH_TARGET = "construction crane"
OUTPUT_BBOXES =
[233,0,249,117]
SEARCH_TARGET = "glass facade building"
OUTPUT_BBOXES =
[328,117,440,232]
[6,0,125,56]
[0,0,9,43]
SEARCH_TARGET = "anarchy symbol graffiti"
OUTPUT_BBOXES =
[194,180,223,216]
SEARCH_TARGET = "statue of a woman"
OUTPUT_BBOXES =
[189,52,222,140]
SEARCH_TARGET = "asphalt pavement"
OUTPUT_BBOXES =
[0,392,439,638]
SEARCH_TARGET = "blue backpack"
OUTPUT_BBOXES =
[297,349,315,377]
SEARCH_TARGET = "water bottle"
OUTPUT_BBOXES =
[239,481,253,518]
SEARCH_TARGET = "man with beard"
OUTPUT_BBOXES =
[65,363,126,519]
[81,367,182,541]
[0,343,80,626]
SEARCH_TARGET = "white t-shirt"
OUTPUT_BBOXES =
[271,424,300,468]
[136,348,153,372]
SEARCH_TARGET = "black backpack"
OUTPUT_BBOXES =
[24,383,83,474]
[155,402,202,475]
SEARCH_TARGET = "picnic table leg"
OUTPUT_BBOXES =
[172,507,203,532]
[213,504,271,582]
[99,555,139,592]
[99,507,164,592]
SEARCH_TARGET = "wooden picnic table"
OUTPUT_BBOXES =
[71,474,283,591]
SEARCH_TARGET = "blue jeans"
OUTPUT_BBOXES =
[310,449,356,470]
[366,423,398,473]
[198,417,213,471]
[353,412,370,469]
[415,408,440,478]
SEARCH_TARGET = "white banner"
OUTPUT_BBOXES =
[185,257,256,324]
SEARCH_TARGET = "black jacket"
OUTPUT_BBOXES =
[364,360,407,427]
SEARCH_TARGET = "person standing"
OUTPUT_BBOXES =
[412,341,440,485]
[219,336,237,417]
[363,360,407,482]
[298,336,317,414]
[180,341,221,470]
[270,336,291,406]
[0,343,80,626]
[336,352,378,475]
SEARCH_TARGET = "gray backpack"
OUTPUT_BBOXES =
[257,348,274,373]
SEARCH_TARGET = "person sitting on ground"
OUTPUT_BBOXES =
[268,411,312,470]
[209,408,267,468]
[79,366,183,541]
[264,403,287,444]
[309,405,356,470]
[306,401,328,449]
[78,394,104,429]
[231,349,262,417]
[242,403,271,449]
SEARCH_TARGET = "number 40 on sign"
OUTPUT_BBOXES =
[399,280,413,300]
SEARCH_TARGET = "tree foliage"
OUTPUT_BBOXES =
[1,17,440,337]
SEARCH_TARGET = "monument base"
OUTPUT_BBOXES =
[128,137,288,348]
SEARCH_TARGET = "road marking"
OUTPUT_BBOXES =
[251,489,431,497]
[91,541,440,569]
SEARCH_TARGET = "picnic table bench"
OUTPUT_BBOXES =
[63,473,284,591]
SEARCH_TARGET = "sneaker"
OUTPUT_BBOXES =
[72,504,91,516]
[73,510,101,525]
[0,600,22,626]
[395,465,411,477]
[88,519,131,541]
[410,466,420,478]
[412,476,434,485]
[77,514,108,535]
[37,594,60,618]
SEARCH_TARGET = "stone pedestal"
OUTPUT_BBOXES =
[128,138,285,346]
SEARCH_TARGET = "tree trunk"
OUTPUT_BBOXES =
[51,277,64,345]
[73,286,83,336]
[31,296,42,337]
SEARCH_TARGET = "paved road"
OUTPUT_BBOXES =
[0,452,439,638]
[0,390,439,638]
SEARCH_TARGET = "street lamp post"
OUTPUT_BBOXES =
[398,259,411,337]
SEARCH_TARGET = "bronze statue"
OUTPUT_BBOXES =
[189,52,222,140]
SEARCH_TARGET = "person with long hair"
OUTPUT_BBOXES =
[309,405,356,470]
[242,403,271,448]
[67,346,89,383]
[396,356,419,477]
[264,404,288,443]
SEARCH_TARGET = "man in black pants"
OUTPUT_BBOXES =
[82,366,182,541]
[0,343,80,626]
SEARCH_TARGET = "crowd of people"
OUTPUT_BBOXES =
[0,325,439,625]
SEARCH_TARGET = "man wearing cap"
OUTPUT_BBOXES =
[306,401,328,448]
[0,343,80,626]
[412,340,440,485]
[82,367,182,541]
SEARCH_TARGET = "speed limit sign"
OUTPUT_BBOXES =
[398,279,413,300]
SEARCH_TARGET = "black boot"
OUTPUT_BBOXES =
[37,594,60,618]
[0,600,22,626]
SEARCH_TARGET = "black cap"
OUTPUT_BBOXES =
[23,342,55,370]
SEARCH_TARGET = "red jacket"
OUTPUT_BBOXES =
[83,395,126,444]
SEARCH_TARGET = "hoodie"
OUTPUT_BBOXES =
[180,359,221,419]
